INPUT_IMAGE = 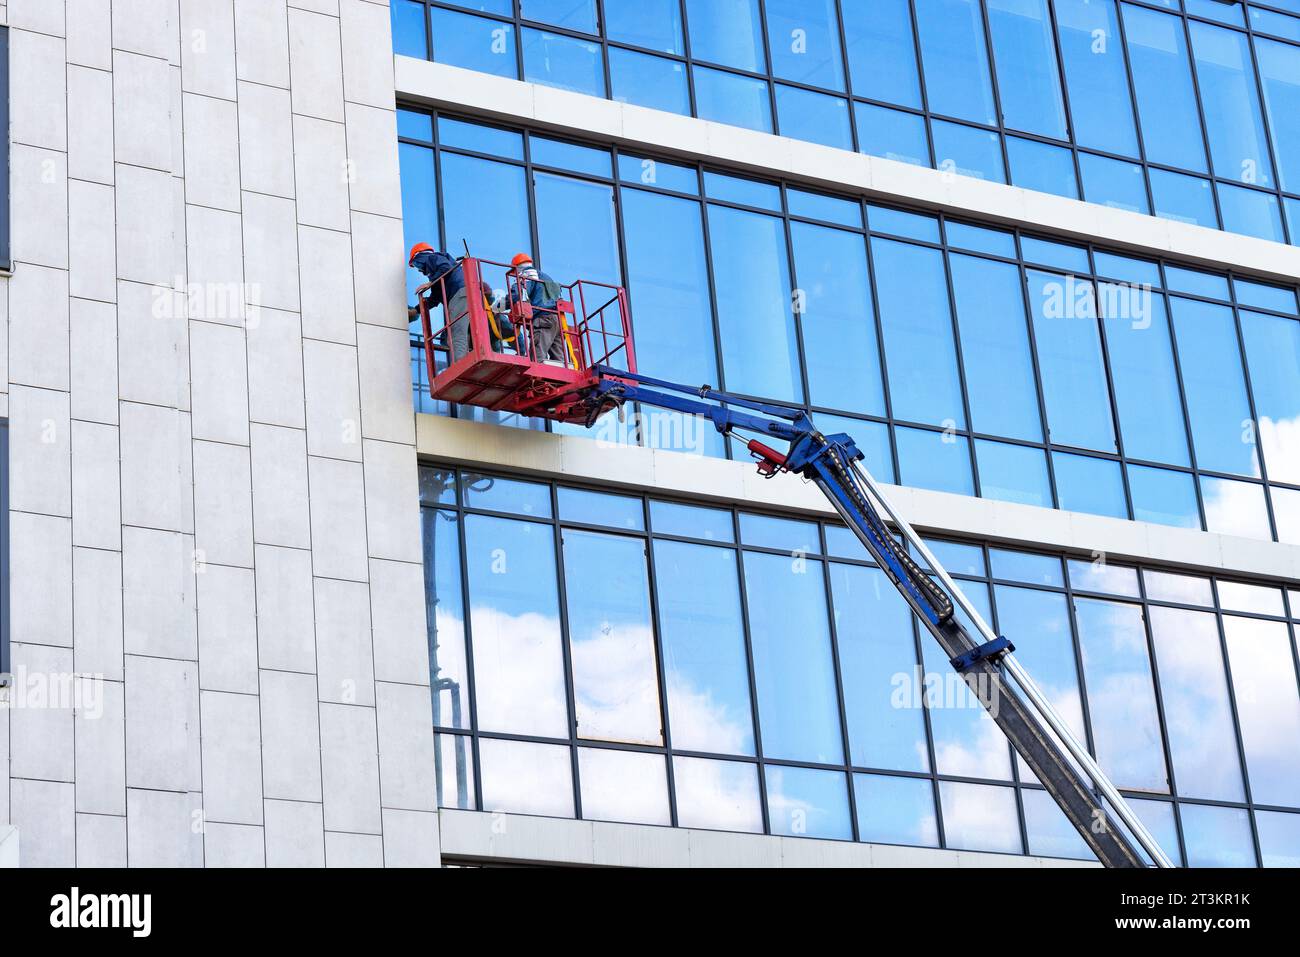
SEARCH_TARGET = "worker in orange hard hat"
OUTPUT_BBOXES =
[508,253,567,364]
[408,242,475,363]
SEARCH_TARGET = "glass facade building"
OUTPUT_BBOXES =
[393,1,1300,867]
[392,0,1300,245]
[401,111,1300,544]
[422,467,1300,865]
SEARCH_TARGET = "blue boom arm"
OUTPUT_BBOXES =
[583,366,1164,869]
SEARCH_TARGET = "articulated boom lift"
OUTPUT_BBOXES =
[419,258,1175,868]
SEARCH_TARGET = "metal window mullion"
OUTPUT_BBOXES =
[1088,271,1138,520]
[1240,7,1292,244]
[755,0,780,135]
[1153,271,1211,533]
[858,229,905,486]
[549,486,585,821]
[449,485,486,812]
[1225,279,1281,541]
[1176,9,1229,229]
[640,503,680,827]
[1010,245,1062,509]
[937,241,985,499]
[732,520,772,836]
[818,546,861,842]
[975,0,1016,182]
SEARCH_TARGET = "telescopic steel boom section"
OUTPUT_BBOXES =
[578,366,1175,869]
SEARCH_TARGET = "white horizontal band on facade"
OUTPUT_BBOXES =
[394,56,1300,287]
[438,809,1098,868]
[417,413,1300,583]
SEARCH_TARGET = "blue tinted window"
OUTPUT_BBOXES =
[1257,810,1300,868]
[921,539,987,576]
[562,530,662,744]
[440,154,532,276]
[1189,21,1274,188]
[914,0,999,124]
[1149,169,1218,228]
[950,254,1042,440]
[868,206,941,242]
[1164,265,1229,299]
[439,117,525,158]
[1252,7,1300,41]
[986,0,1068,138]
[1270,487,1300,544]
[743,551,843,763]
[533,172,620,285]
[990,548,1062,585]
[521,0,596,32]
[1130,799,1183,866]
[792,223,885,416]
[1241,309,1300,485]
[1102,290,1190,466]
[1149,606,1246,801]
[939,782,1021,852]
[765,0,845,90]
[522,29,604,96]
[843,0,922,108]
[739,513,818,552]
[604,0,684,54]
[1006,137,1079,199]
[673,756,762,832]
[393,0,428,59]
[931,120,1006,183]
[1235,280,1297,314]
[622,189,718,385]
[1128,465,1200,527]
[1217,184,1285,242]
[618,154,698,193]
[831,563,928,771]
[1256,38,1300,192]
[873,239,966,428]
[465,515,567,736]
[1053,453,1127,518]
[1073,597,1168,791]
[1079,153,1149,214]
[686,0,765,71]
[855,103,930,167]
[1201,476,1272,539]
[1026,270,1118,452]
[653,540,754,754]
[1289,198,1300,246]
[708,206,802,402]
[1223,616,1300,806]
[609,49,690,115]
[1169,297,1260,476]
[1181,804,1256,867]
[397,108,432,141]
[1122,5,1209,173]
[775,86,853,150]
[853,774,939,846]
[530,137,611,177]
[1185,0,1245,25]
[817,414,896,485]
[1020,236,1089,272]
[693,67,772,132]
[1023,789,1094,860]
[1055,0,1139,156]
[704,172,782,210]
[400,144,439,304]
[896,428,975,496]
[787,189,862,228]
[425,509,470,729]
[649,501,733,542]
[976,440,1052,507]
[945,222,1016,258]
[766,766,852,839]
[431,8,517,77]
[1093,252,1161,287]
[462,472,552,516]
[557,487,644,530]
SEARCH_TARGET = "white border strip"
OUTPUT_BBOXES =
[417,414,1300,582]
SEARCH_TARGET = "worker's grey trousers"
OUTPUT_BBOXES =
[447,287,470,364]
[531,312,566,363]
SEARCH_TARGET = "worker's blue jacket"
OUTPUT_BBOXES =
[511,269,562,314]
[412,250,466,306]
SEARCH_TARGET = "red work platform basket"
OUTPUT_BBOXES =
[417,257,637,424]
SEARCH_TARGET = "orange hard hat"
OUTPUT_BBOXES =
[511,253,534,268]
[408,242,434,264]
